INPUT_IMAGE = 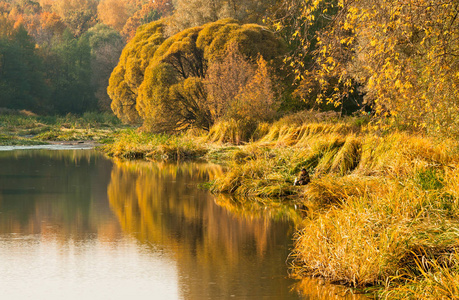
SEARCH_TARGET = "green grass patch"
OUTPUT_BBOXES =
[0,112,124,145]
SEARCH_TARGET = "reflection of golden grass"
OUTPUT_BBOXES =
[292,277,370,300]
[213,193,302,224]
[112,158,224,181]
[107,160,286,256]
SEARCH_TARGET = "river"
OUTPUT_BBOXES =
[0,147,367,299]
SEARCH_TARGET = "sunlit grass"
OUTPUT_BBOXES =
[102,129,208,160]
[0,111,122,144]
[96,110,459,296]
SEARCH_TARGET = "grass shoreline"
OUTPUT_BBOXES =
[4,111,459,299]
[100,115,459,299]
[0,111,125,146]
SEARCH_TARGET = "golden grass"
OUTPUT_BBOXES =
[103,129,208,160]
[204,117,459,296]
[381,252,459,299]
[102,111,459,297]
[206,119,258,144]
[291,180,459,287]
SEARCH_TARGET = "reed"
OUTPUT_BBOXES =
[206,119,258,144]
[380,252,459,299]
[291,181,459,288]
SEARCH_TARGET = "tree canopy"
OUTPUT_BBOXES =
[108,18,286,131]
[0,25,48,112]
[168,0,277,33]
[271,0,459,134]
[108,19,167,123]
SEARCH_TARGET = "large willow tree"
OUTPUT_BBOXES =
[108,20,166,123]
[108,18,286,131]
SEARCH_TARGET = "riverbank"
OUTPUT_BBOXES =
[4,110,459,298]
[101,112,459,299]
[0,110,124,146]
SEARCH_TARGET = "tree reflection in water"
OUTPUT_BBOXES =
[107,159,370,299]
[107,159,302,299]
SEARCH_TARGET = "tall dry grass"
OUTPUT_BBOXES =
[102,110,459,297]
[204,114,459,297]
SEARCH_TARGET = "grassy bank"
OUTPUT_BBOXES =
[101,129,208,160]
[0,110,123,145]
[101,111,459,299]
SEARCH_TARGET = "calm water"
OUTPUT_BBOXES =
[0,148,367,300]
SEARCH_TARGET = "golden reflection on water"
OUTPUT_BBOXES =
[0,150,370,299]
[293,277,372,300]
[108,159,301,299]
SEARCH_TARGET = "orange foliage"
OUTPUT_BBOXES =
[97,0,134,32]
[40,11,65,35]
[205,43,277,122]
[121,0,173,41]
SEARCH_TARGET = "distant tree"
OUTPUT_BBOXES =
[168,0,276,33]
[0,13,14,37]
[30,11,67,45]
[121,0,173,41]
[45,30,97,113]
[51,0,98,37]
[0,25,48,111]
[97,0,135,32]
[108,19,166,123]
[82,24,125,111]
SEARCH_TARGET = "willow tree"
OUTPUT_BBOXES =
[135,18,286,131]
[108,19,166,123]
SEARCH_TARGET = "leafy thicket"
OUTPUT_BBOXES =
[270,0,459,135]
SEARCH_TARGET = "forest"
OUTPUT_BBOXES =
[0,0,172,114]
[2,0,459,299]
[1,0,458,137]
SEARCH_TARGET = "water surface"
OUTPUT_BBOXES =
[0,149,367,299]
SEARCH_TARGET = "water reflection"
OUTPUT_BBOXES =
[0,150,181,299]
[0,150,369,299]
[293,277,372,300]
[108,159,300,299]
[0,149,115,239]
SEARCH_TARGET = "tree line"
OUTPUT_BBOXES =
[1,0,458,136]
[0,0,172,114]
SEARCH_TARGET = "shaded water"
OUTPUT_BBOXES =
[0,149,367,299]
